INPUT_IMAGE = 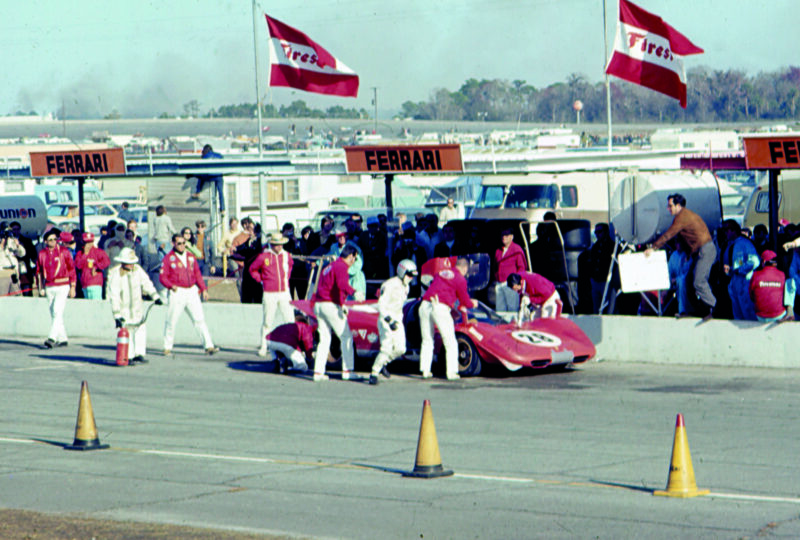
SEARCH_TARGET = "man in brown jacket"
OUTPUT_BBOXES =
[645,193,717,320]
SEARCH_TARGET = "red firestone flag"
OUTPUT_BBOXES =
[605,0,703,108]
[265,14,359,98]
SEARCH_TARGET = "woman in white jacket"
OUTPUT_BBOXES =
[107,247,163,364]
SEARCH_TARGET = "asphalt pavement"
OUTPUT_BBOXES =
[2,335,800,539]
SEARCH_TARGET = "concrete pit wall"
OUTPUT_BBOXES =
[0,297,796,368]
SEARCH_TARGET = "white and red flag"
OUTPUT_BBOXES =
[265,14,359,98]
[605,0,703,108]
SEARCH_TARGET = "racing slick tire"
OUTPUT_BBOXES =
[455,333,482,377]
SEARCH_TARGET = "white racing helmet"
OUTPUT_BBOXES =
[396,259,418,280]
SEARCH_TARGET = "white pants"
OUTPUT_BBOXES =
[495,282,520,312]
[46,284,70,342]
[266,340,308,370]
[313,302,354,375]
[259,291,294,352]
[529,291,561,320]
[419,299,458,378]
[371,315,406,375]
[127,324,147,359]
[163,286,214,350]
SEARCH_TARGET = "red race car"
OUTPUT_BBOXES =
[291,297,595,377]
[292,254,595,376]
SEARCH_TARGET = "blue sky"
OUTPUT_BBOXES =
[1,0,796,118]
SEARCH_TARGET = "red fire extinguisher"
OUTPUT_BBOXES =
[116,327,130,366]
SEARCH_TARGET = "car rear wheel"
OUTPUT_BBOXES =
[455,334,482,377]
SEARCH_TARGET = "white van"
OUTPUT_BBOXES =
[742,169,800,230]
[34,184,103,206]
[472,170,723,243]
[471,171,619,225]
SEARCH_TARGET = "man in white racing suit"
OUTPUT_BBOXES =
[108,247,163,364]
[369,259,418,385]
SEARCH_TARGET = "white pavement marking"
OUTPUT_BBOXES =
[13,365,69,371]
[709,492,800,505]
[454,473,535,483]
[0,437,36,444]
[4,437,800,505]
[138,449,277,464]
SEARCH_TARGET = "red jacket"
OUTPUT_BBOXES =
[250,249,293,293]
[159,250,206,291]
[74,247,110,288]
[422,268,474,309]
[313,258,355,305]
[749,265,787,319]
[495,242,527,282]
[37,246,76,287]
[518,271,556,305]
[267,321,314,353]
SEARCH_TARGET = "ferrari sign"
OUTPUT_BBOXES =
[743,136,800,169]
[30,147,126,177]
[344,144,463,174]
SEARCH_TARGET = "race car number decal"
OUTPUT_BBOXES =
[510,330,562,348]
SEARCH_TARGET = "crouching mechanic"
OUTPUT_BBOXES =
[312,245,358,382]
[160,233,219,356]
[264,314,313,373]
[108,247,163,364]
[419,257,474,381]
[369,259,418,385]
[507,271,560,320]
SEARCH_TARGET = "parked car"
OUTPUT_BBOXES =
[46,201,118,232]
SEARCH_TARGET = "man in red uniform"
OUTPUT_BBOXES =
[507,271,560,320]
[420,257,474,380]
[265,315,313,373]
[494,228,527,312]
[74,232,110,300]
[749,250,796,323]
[312,244,358,382]
[37,229,77,348]
[160,233,218,356]
[250,233,295,357]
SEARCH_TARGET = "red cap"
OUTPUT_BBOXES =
[761,250,777,263]
[82,232,95,243]
[59,231,74,244]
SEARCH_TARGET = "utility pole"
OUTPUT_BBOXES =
[372,87,378,134]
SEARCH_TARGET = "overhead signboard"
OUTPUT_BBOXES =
[30,147,126,177]
[743,136,800,169]
[344,144,463,174]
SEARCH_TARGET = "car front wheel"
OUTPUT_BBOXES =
[455,334,482,377]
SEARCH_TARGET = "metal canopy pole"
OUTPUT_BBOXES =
[384,174,394,222]
[768,169,779,252]
[77,177,86,232]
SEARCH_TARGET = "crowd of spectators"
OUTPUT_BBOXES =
[7,192,800,328]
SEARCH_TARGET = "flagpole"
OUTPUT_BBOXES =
[252,0,267,235]
[603,0,613,152]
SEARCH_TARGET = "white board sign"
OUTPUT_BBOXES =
[618,251,670,293]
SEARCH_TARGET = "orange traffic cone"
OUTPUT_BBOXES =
[403,399,453,478]
[64,381,109,451]
[654,413,709,497]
